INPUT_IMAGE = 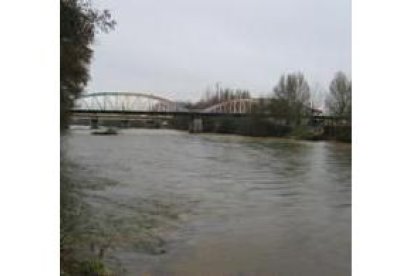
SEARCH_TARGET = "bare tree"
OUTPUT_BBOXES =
[193,83,251,109]
[310,82,327,112]
[272,72,311,124]
[325,72,352,118]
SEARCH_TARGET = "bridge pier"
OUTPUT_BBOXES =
[189,117,203,133]
[90,118,99,129]
[121,119,129,128]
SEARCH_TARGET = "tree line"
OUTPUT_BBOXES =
[188,72,351,124]
[268,71,351,124]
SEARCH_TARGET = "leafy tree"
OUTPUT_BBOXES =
[272,72,311,124]
[325,72,352,118]
[60,0,115,131]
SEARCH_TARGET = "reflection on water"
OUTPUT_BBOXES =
[64,128,351,275]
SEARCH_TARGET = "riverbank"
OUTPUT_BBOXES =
[173,116,351,143]
[60,144,193,275]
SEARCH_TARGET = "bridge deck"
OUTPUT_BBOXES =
[71,109,349,121]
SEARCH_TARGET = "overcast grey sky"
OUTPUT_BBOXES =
[88,0,351,101]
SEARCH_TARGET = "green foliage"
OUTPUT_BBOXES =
[78,259,111,276]
[289,126,321,140]
[60,0,115,131]
[325,72,352,118]
[323,125,352,142]
[289,126,311,138]
[202,117,291,137]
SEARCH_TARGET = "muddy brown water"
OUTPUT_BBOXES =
[64,128,351,276]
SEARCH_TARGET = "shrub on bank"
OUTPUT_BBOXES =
[77,259,112,276]
[172,116,351,143]
[323,125,351,142]
[202,117,291,137]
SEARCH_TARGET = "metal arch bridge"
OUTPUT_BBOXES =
[202,98,258,114]
[72,92,258,114]
[70,92,346,131]
[73,92,187,113]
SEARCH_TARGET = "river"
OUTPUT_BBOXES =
[63,128,351,276]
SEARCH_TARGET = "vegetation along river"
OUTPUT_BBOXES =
[62,128,351,276]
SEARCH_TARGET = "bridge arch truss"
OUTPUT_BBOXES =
[73,92,185,112]
[202,98,258,114]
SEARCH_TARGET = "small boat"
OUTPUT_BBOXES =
[91,127,118,135]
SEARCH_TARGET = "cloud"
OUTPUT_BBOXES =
[88,0,351,101]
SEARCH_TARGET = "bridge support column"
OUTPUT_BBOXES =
[189,117,203,133]
[121,119,129,128]
[90,118,99,129]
